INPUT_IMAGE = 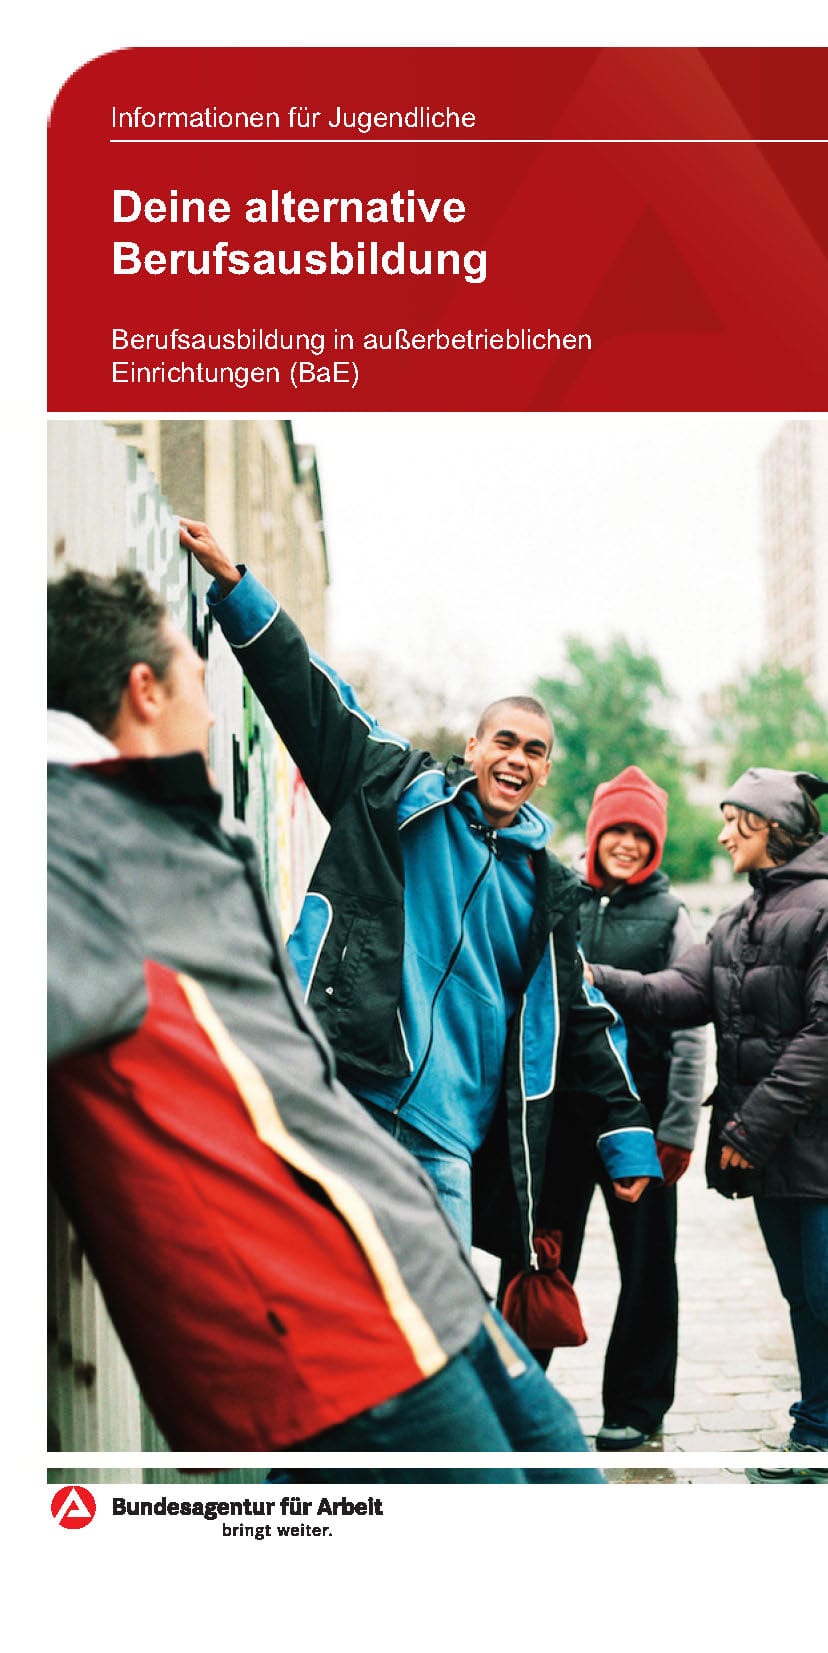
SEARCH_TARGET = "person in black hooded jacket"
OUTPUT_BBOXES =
[591,768,828,1481]
[527,766,707,1451]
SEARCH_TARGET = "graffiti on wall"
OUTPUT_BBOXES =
[48,421,327,1462]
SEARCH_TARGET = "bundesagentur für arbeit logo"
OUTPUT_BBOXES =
[51,1486,97,1528]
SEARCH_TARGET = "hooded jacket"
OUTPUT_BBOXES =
[579,763,706,1145]
[206,570,661,1266]
[593,836,828,1199]
[48,731,491,1450]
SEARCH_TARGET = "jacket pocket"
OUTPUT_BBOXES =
[327,912,374,1008]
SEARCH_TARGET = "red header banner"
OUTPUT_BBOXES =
[48,47,828,411]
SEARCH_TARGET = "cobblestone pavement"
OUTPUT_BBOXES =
[475,1080,801,1484]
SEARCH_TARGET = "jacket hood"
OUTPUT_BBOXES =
[47,709,119,765]
[397,762,553,850]
[455,784,553,852]
[750,833,828,890]
[585,766,668,887]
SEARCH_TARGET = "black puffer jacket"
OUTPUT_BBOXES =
[593,836,828,1199]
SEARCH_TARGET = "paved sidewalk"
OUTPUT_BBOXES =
[475,1069,801,1484]
[549,1145,798,1482]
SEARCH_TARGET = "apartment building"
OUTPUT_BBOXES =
[761,420,828,707]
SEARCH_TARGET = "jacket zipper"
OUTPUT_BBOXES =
[590,892,612,957]
[392,832,497,1114]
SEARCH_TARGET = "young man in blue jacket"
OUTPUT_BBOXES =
[181,518,661,1270]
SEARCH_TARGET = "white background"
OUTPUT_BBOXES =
[8,6,826,1645]
[291,412,783,725]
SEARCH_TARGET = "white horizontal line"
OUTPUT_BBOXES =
[45,1449,815,1466]
[108,136,828,145]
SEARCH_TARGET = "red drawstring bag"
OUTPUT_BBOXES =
[501,1229,587,1351]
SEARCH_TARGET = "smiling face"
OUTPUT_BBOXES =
[596,823,654,888]
[464,704,552,827]
[718,804,775,875]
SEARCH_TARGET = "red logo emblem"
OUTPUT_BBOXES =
[51,1485,97,1528]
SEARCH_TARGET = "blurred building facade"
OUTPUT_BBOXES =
[761,419,828,707]
[104,419,329,653]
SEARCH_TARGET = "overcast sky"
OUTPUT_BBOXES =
[292,413,785,730]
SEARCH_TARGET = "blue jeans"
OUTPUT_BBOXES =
[360,1100,473,1250]
[278,1310,604,1483]
[754,1197,828,1449]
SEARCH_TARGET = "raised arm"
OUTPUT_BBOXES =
[179,518,242,599]
[181,517,412,821]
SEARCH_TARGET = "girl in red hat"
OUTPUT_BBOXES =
[540,766,707,1450]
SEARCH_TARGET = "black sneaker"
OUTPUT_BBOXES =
[745,1439,828,1484]
[595,1422,650,1451]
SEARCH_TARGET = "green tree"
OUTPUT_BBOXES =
[711,662,828,787]
[534,635,716,881]
[656,783,719,884]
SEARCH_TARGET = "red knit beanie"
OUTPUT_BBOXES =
[584,766,668,888]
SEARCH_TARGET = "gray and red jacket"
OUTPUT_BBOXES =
[48,743,489,1450]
